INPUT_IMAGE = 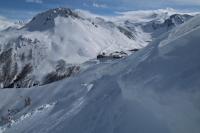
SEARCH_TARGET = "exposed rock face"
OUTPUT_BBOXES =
[117,26,136,40]
[42,60,80,85]
[166,14,193,26]
[0,38,81,88]
[0,48,35,88]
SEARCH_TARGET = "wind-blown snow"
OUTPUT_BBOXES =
[0,17,18,31]
[1,14,200,133]
[50,16,141,64]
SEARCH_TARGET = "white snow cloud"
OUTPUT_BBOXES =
[25,0,43,4]
[92,2,108,8]
[122,0,200,5]
[170,0,200,4]
[0,16,11,30]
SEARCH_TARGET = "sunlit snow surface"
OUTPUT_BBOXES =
[0,14,200,133]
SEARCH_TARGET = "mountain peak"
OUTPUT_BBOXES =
[23,7,80,31]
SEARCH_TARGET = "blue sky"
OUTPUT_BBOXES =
[0,0,200,20]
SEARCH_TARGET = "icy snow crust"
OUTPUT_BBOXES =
[1,15,200,133]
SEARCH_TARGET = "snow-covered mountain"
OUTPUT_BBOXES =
[0,8,196,88]
[141,13,193,38]
[1,13,200,133]
[22,8,80,31]
[113,9,195,40]
[0,8,144,88]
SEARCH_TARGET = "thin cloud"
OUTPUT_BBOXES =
[170,0,200,5]
[25,0,43,4]
[92,2,108,8]
[122,0,200,5]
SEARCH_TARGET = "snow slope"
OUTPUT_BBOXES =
[1,14,200,133]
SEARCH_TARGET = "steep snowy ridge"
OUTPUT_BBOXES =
[0,14,200,133]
